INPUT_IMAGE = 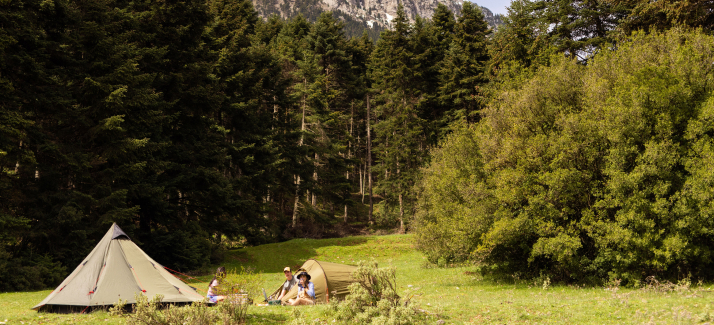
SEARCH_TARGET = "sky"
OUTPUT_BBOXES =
[469,0,512,16]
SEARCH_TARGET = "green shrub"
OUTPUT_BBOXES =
[124,267,259,324]
[415,27,714,284]
[325,260,429,325]
[214,267,261,323]
[128,294,218,325]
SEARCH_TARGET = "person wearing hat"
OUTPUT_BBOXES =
[289,271,315,305]
[278,266,298,300]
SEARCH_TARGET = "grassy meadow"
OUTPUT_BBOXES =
[1,234,713,324]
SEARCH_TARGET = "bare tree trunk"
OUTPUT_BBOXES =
[263,193,270,219]
[312,153,318,206]
[360,163,364,201]
[293,86,307,228]
[399,192,404,233]
[15,141,22,173]
[345,102,354,223]
[366,95,373,225]
[292,175,301,227]
[397,99,406,233]
[397,158,404,233]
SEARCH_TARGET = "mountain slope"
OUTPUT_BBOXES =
[252,0,503,38]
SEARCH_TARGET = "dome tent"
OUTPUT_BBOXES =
[270,259,357,304]
[33,223,204,313]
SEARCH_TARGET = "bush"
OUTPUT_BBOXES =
[214,267,261,323]
[123,267,259,324]
[415,28,714,284]
[324,260,429,325]
[128,294,218,325]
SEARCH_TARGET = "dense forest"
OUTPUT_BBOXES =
[1,0,713,291]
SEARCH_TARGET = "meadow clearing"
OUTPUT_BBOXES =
[1,234,712,324]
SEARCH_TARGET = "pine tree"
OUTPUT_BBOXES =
[255,15,285,45]
[207,0,297,243]
[431,3,456,51]
[487,0,552,76]
[303,12,354,223]
[103,0,236,268]
[612,0,714,33]
[0,0,52,291]
[438,2,491,125]
[369,4,425,232]
[346,30,374,200]
[532,0,628,59]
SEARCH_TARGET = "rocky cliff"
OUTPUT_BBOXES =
[252,0,504,38]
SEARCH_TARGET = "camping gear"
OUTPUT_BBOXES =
[262,288,282,305]
[33,223,205,313]
[269,259,357,304]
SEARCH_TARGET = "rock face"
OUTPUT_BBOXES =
[477,5,504,31]
[252,0,504,37]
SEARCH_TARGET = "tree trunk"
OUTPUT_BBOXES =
[312,153,318,206]
[292,175,301,227]
[264,193,270,219]
[293,88,307,228]
[345,102,354,223]
[366,95,373,225]
[360,163,364,201]
[14,141,22,173]
[399,192,404,233]
[397,158,404,234]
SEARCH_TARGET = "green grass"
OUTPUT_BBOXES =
[2,234,713,324]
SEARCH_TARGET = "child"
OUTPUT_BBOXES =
[207,266,227,303]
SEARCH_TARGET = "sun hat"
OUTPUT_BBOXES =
[296,271,311,281]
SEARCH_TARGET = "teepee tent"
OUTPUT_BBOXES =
[271,259,357,304]
[33,223,205,312]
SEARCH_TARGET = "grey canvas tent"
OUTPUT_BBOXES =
[33,223,205,312]
[269,259,357,304]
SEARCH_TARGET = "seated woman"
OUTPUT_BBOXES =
[207,266,227,303]
[288,271,315,305]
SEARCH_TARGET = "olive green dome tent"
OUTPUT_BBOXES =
[271,259,357,304]
[33,223,205,313]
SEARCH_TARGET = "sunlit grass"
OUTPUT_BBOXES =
[2,234,713,324]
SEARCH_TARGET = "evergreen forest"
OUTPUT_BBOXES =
[1,0,714,291]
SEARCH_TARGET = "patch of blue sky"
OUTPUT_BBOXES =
[468,0,512,16]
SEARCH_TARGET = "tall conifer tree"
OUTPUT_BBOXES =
[439,2,491,125]
[370,4,425,232]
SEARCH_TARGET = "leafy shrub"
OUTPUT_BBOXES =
[324,260,429,325]
[214,267,261,323]
[123,267,259,324]
[641,275,694,294]
[415,28,714,284]
[128,294,218,325]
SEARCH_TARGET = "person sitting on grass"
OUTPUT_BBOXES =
[288,271,315,306]
[278,266,297,300]
[207,266,227,303]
